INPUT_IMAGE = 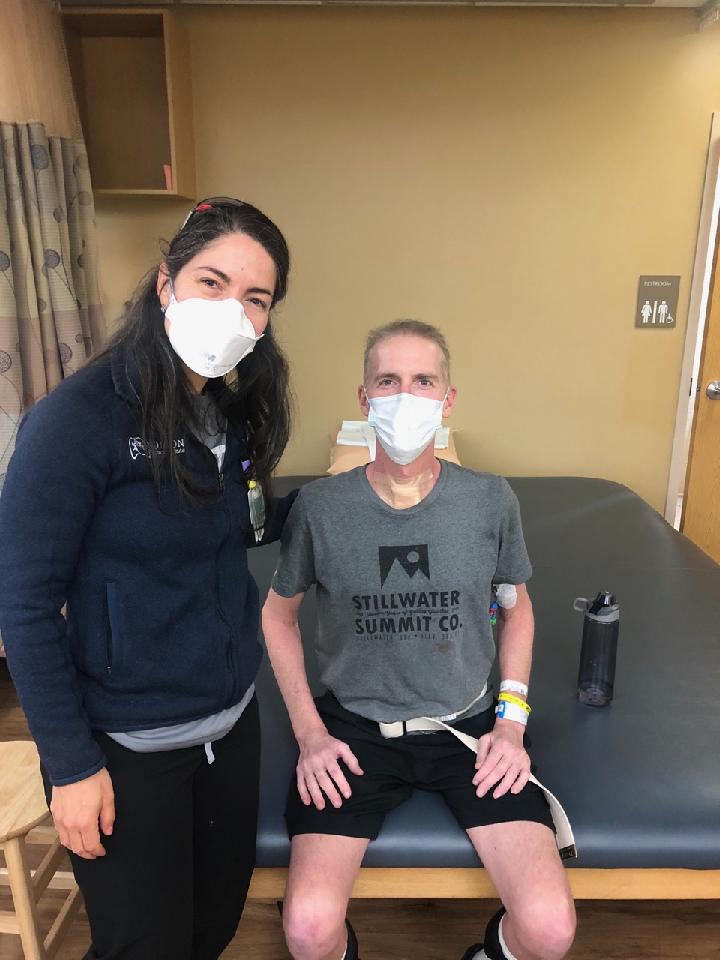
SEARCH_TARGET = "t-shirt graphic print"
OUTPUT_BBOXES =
[271,463,532,724]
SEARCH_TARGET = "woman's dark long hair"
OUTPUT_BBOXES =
[96,199,291,506]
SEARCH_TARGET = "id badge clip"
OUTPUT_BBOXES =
[242,459,265,543]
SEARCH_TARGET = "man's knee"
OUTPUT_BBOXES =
[511,893,576,960]
[283,896,346,960]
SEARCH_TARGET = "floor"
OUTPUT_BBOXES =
[1,894,719,960]
[1,660,718,960]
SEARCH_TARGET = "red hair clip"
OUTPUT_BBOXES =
[180,200,215,230]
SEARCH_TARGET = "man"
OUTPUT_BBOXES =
[262,320,576,960]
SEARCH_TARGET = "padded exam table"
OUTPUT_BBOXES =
[247,477,720,900]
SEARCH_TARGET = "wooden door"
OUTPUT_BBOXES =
[682,236,720,563]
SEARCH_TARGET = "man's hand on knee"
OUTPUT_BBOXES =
[472,723,531,799]
[296,731,364,810]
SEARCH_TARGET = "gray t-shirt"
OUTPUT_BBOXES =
[271,462,532,723]
[191,391,227,469]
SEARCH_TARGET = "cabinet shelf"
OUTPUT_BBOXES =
[63,7,195,199]
[94,188,188,199]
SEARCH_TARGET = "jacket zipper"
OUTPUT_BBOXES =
[202,443,235,701]
[104,585,113,674]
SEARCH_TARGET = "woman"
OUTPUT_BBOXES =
[0,198,295,959]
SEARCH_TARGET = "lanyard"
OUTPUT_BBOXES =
[242,459,265,544]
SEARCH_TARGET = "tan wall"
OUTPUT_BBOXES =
[95,199,190,315]
[94,7,720,510]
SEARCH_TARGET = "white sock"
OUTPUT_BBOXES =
[498,915,519,960]
[471,951,489,960]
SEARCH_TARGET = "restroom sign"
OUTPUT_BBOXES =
[635,276,680,328]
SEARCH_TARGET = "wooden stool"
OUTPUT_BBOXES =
[0,741,81,959]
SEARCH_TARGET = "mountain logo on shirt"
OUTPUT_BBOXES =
[378,544,430,586]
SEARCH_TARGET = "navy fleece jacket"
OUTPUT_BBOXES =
[0,350,296,785]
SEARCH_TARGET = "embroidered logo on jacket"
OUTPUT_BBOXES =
[128,437,186,460]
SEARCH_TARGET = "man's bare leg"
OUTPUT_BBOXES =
[467,821,576,960]
[283,834,370,960]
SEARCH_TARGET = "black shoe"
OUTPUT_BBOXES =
[346,919,360,960]
[459,945,484,960]
[460,906,506,960]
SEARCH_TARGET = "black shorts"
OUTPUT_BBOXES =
[286,692,554,841]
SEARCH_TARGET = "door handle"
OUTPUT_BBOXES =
[707,380,720,399]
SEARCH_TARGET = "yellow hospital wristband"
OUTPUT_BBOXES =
[497,692,531,714]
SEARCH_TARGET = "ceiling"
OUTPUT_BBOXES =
[57,0,709,8]
[57,0,720,33]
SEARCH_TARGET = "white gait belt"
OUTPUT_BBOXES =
[378,698,577,861]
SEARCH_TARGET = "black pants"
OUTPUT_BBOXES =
[42,697,260,960]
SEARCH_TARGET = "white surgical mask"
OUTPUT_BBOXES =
[165,290,263,379]
[367,391,445,465]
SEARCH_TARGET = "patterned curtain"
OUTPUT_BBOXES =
[0,120,106,491]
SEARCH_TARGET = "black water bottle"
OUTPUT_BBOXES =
[573,591,619,707]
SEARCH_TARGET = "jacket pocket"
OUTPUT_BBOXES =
[104,582,123,675]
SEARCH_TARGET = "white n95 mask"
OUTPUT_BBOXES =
[367,392,445,465]
[165,292,263,379]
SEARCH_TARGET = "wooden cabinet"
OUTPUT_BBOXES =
[63,7,195,199]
